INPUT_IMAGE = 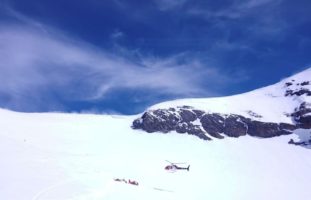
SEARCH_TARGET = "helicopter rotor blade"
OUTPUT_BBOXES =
[165,160,186,165]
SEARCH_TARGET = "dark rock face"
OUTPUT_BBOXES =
[285,82,293,87]
[182,124,212,141]
[138,111,178,133]
[246,111,262,118]
[247,121,293,137]
[200,114,225,139]
[288,138,311,148]
[132,107,297,141]
[179,109,197,123]
[285,89,311,96]
[292,102,311,129]
[192,110,205,118]
[279,123,297,131]
[301,81,310,86]
[223,115,248,137]
[133,108,211,140]
[284,80,311,96]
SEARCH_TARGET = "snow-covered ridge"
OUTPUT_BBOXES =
[133,68,311,141]
[149,67,311,124]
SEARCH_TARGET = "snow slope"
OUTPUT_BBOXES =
[0,108,311,200]
[150,68,311,124]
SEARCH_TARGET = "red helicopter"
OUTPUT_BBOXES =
[164,160,190,172]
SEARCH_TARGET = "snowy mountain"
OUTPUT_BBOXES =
[0,68,311,200]
[133,68,311,142]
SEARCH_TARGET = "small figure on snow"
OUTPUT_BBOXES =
[114,178,139,186]
[114,178,127,183]
[128,179,139,186]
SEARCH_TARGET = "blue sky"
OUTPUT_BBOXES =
[0,0,310,114]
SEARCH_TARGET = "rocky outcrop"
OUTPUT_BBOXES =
[200,114,225,139]
[288,138,311,146]
[132,107,297,141]
[223,115,248,137]
[292,102,311,129]
[285,89,311,96]
[132,107,211,140]
[284,80,311,96]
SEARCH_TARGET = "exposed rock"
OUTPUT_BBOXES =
[288,138,311,147]
[175,122,210,139]
[292,102,311,128]
[185,123,211,141]
[133,111,178,133]
[247,121,291,137]
[200,114,225,139]
[176,122,188,134]
[168,108,176,112]
[301,81,310,86]
[285,89,311,96]
[192,110,205,119]
[285,82,293,87]
[223,115,248,137]
[132,107,297,141]
[179,109,197,123]
[279,123,297,131]
[246,110,263,118]
[178,105,193,109]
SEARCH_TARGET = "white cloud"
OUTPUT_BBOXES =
[187,0,283,20]
[0,24,241,111]
[154,0,187,11]
[110,29,124,40]
[186,0,287,55]
[240,0,279,9]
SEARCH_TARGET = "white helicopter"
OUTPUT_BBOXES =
[164,160,190,172]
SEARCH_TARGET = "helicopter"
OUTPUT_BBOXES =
[164,160,190,172]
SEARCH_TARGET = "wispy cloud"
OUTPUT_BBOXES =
[0,23,242,112]
[154,0,188,11]
[188,0,283,19]
[110,29,124,40]
[184,0,287,56]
